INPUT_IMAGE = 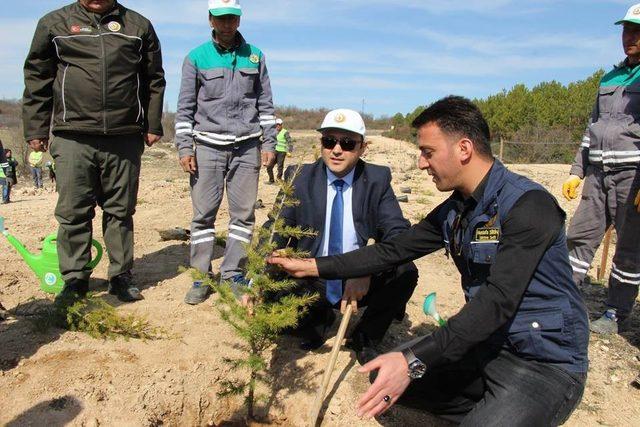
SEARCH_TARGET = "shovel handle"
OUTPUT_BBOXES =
[309,302,355,426]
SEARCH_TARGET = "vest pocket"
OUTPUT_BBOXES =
[201,69,225,99]
[471,241,498,264]
[507,308,571,364]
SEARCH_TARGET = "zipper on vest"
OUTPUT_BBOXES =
[95,15,108,134]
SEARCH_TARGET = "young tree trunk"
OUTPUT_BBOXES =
[247,366,256,419]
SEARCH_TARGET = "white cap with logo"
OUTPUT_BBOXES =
[317,109,366,137]
[616,3,640,25]
[208,0,242,17]
[275,118,283,125]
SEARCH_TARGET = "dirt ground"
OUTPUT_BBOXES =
[0,132,638,426]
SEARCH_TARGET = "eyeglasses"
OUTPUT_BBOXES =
[320,136,361,151]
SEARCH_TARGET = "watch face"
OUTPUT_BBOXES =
[408,360,427,379]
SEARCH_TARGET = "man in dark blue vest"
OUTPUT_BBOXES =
[269,96,589,425]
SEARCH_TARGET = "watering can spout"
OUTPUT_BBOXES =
[423,292,447,327]
[3,231,40,272]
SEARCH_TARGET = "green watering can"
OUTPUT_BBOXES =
[1,217,102,294]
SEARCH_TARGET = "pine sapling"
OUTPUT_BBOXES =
[214,164,317,420]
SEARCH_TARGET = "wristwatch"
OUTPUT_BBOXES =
[402,348,427,379]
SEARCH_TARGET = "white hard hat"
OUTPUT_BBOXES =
[275,118,283,125]
[317,109,366,137]
[616,3,640,25]
[208,0,242,17]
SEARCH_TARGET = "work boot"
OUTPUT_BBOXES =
[590,309,620,335]
[54,278,89,306]
[184,281,212,305]
[108,272,143,302]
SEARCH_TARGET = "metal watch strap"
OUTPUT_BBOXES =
[402,347,419,365]
[402,347,427,379]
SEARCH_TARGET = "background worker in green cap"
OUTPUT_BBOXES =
[22,0,166,302]
[175,0,277,305]
[563,2,640,335]
[266,118,292,183]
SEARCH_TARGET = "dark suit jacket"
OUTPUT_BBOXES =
[271,159,416,276]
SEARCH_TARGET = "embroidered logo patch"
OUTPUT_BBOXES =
[634,7,640,15]
[70,25,91,34]
[107,21,121,32]
[249,54,260,64]
[474,227,500,242]
[334,112,346,123]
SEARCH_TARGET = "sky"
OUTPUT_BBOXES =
[0,0,635,117]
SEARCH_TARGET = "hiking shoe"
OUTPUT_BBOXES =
[184,281,212,305]
[590,309,619,335]
[108,272,143,302]
[54,278,89,306]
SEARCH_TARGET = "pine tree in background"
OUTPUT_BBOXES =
[214,164,317,420]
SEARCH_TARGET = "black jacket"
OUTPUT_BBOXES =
[22,1,166,140]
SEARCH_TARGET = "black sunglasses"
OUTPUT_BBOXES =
[320,136,362,151]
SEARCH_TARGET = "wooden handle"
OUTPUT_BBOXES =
[309,303,354,426]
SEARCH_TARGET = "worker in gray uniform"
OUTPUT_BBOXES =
[175,0,277,305]
[563,3,640,334]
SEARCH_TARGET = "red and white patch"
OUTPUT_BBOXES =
[71,25,81,33]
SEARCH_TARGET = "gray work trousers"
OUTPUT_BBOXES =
[567,166,640,317]
[189,139,260,279]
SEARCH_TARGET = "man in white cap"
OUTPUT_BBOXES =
[175,0,278,304]
[563,3,640,334]
[262,109,418,363]
[266,118,292,183]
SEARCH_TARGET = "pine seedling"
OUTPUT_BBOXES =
[214,164,318,420]
[34,294,167,341]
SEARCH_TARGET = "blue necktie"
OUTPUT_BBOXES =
[326,179,345,304]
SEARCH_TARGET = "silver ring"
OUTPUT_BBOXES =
[383,395,391,403]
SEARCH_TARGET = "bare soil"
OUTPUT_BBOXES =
[0,133,638,426]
